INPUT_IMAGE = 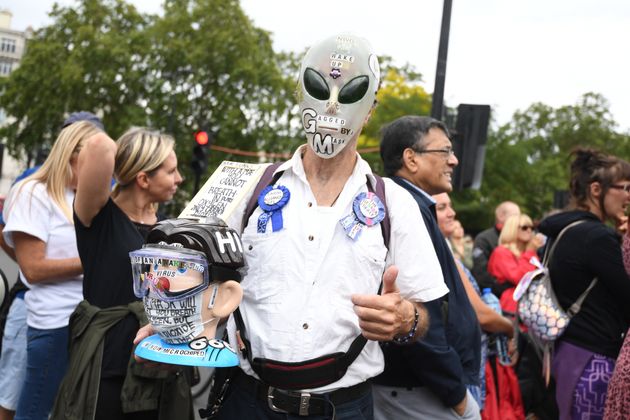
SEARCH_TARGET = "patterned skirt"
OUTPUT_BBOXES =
[552,340,615,420]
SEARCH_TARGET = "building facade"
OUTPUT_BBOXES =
[0,9,32,196]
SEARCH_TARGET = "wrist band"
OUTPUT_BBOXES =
[392,305,420,345]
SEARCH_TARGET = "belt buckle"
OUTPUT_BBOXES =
[267,387,311,416]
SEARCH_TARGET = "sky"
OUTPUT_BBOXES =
[2,0,630,132]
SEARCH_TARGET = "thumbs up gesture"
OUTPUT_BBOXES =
[351,265,420,342]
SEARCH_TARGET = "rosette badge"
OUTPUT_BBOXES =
[257,185,291,233]
[340,191,386,241]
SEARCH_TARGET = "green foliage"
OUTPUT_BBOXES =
[0,0,299,214]
[471,92,630,229]
[143,0,299,209]
[3,0,629,225]
[0,0,150,162]
[359,61,432,173]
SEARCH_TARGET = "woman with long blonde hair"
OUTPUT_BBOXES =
[487,214,542,315]
[2,120,102,420]
[58,127,184,419]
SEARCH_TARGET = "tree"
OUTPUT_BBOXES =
[358,59,432,173]
[458,92,630,231]
[0,0,150,162]
[142,0,299,210]
[0,0,299,214]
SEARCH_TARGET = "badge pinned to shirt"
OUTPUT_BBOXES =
[257,185,290,233]
[339,191,385,241]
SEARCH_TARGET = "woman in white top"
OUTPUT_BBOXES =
[2,120,103,420]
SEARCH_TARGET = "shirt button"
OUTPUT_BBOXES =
[308,235,314,241]
[307,202,313,207]
[302,323,309,329]
[248,245,253,251]
[391,391,398,397]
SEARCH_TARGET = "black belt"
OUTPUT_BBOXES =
[233,369,371,416]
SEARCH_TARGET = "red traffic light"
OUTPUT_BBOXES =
[195,131,209,146]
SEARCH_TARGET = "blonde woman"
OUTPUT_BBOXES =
[487,214,542,315]
[449,220,474,270]
[2,120,102,420]
[57,128,183,420]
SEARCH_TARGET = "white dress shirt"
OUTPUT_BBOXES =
[225,146,447,392]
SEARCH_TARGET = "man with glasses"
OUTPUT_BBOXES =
[374,115,482,419]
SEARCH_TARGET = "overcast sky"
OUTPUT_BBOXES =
[2,0,629,132]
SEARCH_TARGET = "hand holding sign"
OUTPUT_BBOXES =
[351,265,419,341]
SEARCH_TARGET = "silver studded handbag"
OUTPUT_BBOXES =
[514,220,598,342]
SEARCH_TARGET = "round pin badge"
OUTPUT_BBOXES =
[258,185,290,212]
[352,192,385,226]
[263,188,284,206]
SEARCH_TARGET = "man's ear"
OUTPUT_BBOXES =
[401,147,419,173]
[208,280,243,318]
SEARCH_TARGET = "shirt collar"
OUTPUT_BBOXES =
[276,145,377,189]
[398,177,435,204]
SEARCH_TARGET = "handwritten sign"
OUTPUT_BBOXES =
[179,161,269,221]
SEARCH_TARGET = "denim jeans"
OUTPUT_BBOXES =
[217,380,374,420]
[15,326,69,420]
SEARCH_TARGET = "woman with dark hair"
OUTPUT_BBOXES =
[538,148,630,420]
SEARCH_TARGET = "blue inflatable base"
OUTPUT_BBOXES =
[134,334,239,367]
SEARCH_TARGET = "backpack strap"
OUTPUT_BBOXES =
[241,162,283,231]
[371,174,390,249]
[234,167,392,389]
[543,219,598,316]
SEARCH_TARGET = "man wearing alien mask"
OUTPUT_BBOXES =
[136,33,448,419]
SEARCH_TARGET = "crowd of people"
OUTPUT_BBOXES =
[0,32,629,420]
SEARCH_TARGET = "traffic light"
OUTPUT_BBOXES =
[191,130,210,175]
[195,130,209,146]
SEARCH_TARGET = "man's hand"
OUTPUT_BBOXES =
[133,324,156,363]
[453,395,467,416]
[351,266,416,341]
[616,215,628,235]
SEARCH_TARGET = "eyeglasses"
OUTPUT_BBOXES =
[610,184,630,193]
[519,225,534,232]
[412,146,456,159]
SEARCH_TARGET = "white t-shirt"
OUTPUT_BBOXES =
[225,146,448,392]
[3,180,83,329]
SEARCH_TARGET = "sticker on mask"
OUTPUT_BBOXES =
[330,53,355,64]
[369,54,380,80]
[336,35,355,52]
[330,68,342,79]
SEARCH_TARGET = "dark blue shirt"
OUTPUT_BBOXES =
[374,176,481,407]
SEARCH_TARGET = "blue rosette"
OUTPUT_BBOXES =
[257,185,290,233]
[339,192,386,241]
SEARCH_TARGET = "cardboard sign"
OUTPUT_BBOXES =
[179,161,269,222]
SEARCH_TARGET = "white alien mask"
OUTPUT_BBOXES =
[298,34,380,159]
